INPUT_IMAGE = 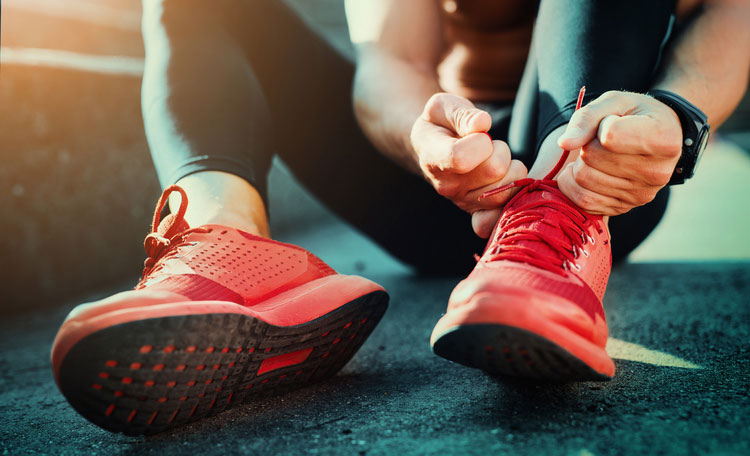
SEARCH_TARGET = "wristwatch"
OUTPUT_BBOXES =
[646,89,710,185]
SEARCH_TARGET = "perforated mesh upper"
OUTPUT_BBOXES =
[587,245,611,301]
[142,226,335,306]
[183,232,306,294]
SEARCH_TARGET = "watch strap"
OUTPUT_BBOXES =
[646,89,710,185]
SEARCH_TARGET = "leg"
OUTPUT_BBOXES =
[144,0,484,275]
[511,0,676,261]
[52,3,393,434]
[141,0,276,236]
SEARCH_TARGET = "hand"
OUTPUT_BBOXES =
[556,91,683,216]
[410,93,527,237]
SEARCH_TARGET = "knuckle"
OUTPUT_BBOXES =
[639,188,658,205]
[601,90,621,100]
[579,149,599,167]
[662,135,683,158]
[616,202,633,215]
[645,167,672,186]
[487,155,509,179]
[599,124,618,149]
[435,180,458,197]
[655,169,673,185]
[573,166,591,188]
[496,140,512,157]
[572,107,595,127]
[576,192,598,211]
[455,200,472,212]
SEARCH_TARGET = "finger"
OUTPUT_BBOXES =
[449,133,496,174]
[465,159,528,209]
[598,114,682,158]
[557,91,636,151]
[557,163,629,216]
[424,93,492,137]
[472,208,504,239]
[570,158,649,206]
[454,139,511,184]
[571,156,631,193]
[417,123,494,174]
[580,139,674,185]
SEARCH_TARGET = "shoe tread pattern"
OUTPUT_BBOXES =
[58,291,388,435]
[432,324,611,382]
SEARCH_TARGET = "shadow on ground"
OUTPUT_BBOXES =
[1,261,748,456]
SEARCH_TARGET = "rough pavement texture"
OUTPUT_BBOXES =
[1,236,748,456]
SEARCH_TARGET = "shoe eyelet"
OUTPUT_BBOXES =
[587,235,595,245]
[581,248,590,258]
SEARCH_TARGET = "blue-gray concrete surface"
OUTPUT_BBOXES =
[1,215,749,455]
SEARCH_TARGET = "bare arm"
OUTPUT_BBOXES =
[557,0,750,216]
[347,0,528,237]
[346,0,443,174]
[654,0,750,127]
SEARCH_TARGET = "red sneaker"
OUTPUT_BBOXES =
[431,178,614,380]
[51,186,388,435]
[431,152,615,381]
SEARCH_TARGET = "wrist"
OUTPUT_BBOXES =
[646,89,710,185]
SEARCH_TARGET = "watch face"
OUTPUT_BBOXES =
[694,126,710,174]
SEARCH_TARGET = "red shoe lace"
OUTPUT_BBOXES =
[140,185,209,281]
[478,87,596,276]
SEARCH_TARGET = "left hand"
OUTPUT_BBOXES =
[556,90,684,216]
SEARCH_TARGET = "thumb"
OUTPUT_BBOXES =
[556,107,600,151]
[450,106,492,138]
[557,91,633,150]
[425,93,491,137]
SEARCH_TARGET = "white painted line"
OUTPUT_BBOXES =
[1,47,144,77]
[607,337,703,369]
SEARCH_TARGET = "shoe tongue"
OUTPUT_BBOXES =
[156,213,191,239]
[509,184,569,208]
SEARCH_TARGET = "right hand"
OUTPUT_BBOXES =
[410,93,528,237]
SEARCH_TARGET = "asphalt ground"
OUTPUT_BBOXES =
[1,213,748,455]
[2,131,750,456]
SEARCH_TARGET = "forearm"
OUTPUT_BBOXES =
[654,0,750,127]
[352,45,441,175]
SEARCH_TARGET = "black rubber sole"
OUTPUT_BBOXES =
[57,291,388,435]
[432,324,611,382]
